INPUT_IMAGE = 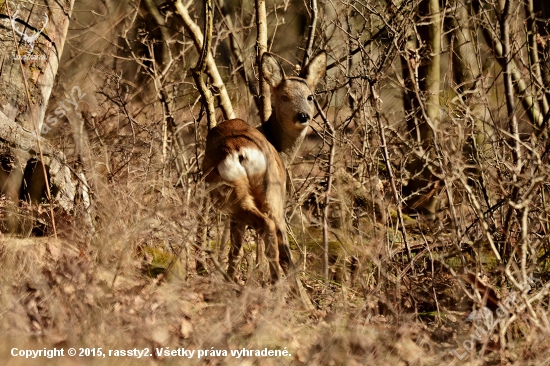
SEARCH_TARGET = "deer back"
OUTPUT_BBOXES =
[203,118,286,218]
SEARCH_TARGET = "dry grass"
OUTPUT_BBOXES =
[1,175,549,366]
[0,169,429,365]
[0,202,427,366]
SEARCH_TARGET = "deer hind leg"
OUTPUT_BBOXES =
[276,224,293,275]
[244,208,280,284]
[227,219,245,281]
[275,220,314,310]
[227,190,281,283]
[263,218,281,284]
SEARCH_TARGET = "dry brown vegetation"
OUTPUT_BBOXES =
[2,0,550,365]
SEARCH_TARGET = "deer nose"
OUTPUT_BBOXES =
[297,113,310,124]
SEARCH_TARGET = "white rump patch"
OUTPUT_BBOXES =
[218,147,267,182]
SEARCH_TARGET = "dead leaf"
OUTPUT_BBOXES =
[151,326,171,346]
[64,284,75,295]
[180,318,194,339]
[48,241,62,260]
[237,322,255,336]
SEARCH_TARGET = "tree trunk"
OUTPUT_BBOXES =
[401,0,441,215]
[533,1,550,109]
[0,0,76,234]
[448,0,495,185]
[419,0,441,133]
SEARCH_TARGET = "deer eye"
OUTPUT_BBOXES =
[307,95,314,101]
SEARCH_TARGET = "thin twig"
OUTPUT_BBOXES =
[217,1,261,112]
[371,83,414,270]
[191,0,216,130]
[301,0,318,68]
[313,97,336,281]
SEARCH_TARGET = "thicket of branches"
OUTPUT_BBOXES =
[2,0,550,363]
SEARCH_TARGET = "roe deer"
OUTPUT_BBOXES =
[203,51,326,292]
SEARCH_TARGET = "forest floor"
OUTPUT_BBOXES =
[2,210,549,366]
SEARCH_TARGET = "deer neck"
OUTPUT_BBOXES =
[258,114,307,167]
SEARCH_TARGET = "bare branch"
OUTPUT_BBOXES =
[255,0,271,123]
[192,0,217,130]
[174,0,235,121]
[301,0,318,68]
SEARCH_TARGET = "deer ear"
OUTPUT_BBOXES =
[262,53,285,88]
[301,51,327,88]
